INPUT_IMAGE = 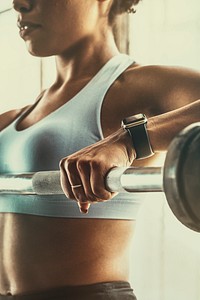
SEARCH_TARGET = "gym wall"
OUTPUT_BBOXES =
[128,1,200,299]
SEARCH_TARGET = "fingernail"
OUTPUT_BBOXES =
[77,203,89,214]
[81,208,88,214]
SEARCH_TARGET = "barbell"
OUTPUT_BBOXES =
[0,123,200,232]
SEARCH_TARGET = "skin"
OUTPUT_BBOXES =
[0,0,200,296]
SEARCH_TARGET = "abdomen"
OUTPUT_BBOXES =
[0,213,135,296]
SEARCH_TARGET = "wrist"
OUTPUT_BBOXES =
[117,127,137,163]
[121,114,154,159]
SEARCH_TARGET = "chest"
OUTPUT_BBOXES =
[0,106,101,174]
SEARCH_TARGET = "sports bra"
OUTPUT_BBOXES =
[0,54,147,219]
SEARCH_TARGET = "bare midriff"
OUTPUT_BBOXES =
[0,212,135,296]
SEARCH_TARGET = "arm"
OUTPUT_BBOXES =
[60,65,200,212]
[60,97,200,213]
[0,106,30,131]
[148,99,200,151]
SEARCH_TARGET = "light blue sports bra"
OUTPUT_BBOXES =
[0,54,146,219]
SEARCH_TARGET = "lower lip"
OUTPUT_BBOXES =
[19,26,40,38]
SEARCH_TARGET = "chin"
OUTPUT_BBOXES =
[26,44,54,58]
[28,50,53,58]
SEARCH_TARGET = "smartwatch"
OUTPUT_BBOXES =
[121,113,154,159]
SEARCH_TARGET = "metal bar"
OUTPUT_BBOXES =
[106,167,163,193]
[0,167,163,195]
[0,173,35,194]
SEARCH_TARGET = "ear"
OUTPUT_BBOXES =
[97,0,113,9]
[97,0,114,21]
[97,0,108,2]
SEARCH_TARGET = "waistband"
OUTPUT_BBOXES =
[0,281,136,300]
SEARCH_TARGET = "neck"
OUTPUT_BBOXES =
[54,29,119,86]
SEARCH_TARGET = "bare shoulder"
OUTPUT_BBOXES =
[102,63,200,136]
[108,63,200,112]
[124,64,200,108]
[0,106,30,131]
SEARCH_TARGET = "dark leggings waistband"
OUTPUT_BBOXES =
[0,281,137,300]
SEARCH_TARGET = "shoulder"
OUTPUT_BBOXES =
[124,63,200,89]
[116,63,200,110]
[0,106,30,131]
[125,63,200,81]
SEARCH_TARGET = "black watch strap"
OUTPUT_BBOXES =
[126,123,154,159]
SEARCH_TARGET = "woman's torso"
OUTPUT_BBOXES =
[0,55,140,296]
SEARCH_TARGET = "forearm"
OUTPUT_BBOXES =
[148,99,200,152]
[60,99,200,206]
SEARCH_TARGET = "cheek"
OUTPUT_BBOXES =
[27,3,98,56]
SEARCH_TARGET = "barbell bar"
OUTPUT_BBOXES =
[0,123,200,232]
[0,167,163,195]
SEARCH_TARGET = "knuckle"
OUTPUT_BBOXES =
[59,157,76,171]
[90,159,100,170]
[90,159,109,175]
[65,158,76,172]
[77,158,89,171]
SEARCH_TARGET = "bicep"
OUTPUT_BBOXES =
[154,67,200,112]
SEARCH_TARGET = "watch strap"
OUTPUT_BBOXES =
[127,123,154,159]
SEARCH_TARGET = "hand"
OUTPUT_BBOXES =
[59,128,136,213]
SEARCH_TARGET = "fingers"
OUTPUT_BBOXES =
[59,160,74,199]
[59,154,114,213]
[60,158,90,214]
[77,158,112,202]
[88,160,115,200]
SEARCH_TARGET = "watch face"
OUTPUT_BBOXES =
[123,114,146,126]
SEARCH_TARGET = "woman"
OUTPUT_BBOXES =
[0,0,200,299]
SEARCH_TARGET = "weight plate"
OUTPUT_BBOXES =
[164,123,200,232]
